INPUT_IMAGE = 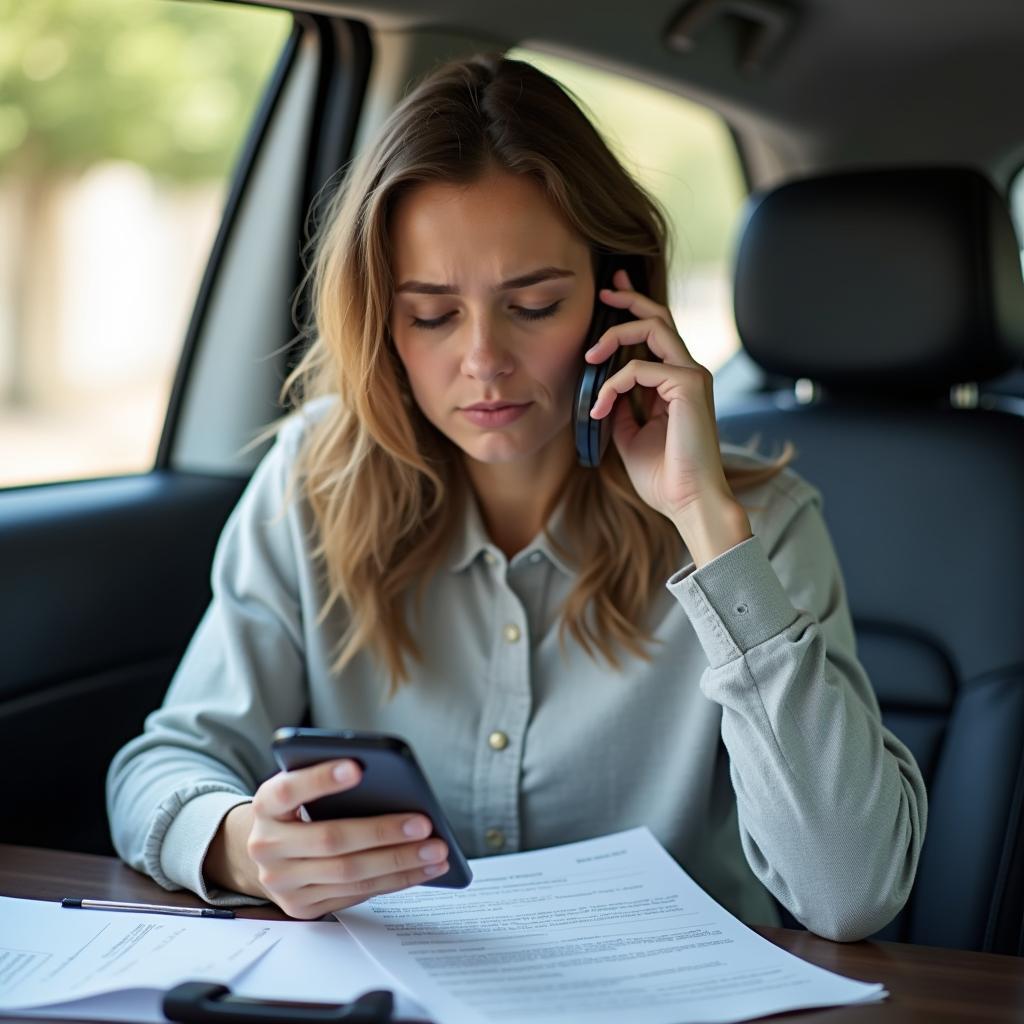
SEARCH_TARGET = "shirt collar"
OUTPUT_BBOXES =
[446,487,576,577]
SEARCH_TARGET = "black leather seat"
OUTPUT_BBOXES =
[716,166,1024,954]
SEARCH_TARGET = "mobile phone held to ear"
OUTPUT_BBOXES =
[271,727,473,889]
[573,253,651,467]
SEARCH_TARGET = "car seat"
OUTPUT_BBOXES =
[716,165,1024,954]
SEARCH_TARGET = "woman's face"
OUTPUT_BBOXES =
[389,170,596,466]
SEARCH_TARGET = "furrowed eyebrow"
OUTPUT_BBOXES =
[395,266,575,295]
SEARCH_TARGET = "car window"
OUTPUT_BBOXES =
[0,0,292,489]
[1011,164,1024,269]
[506,48,746,376]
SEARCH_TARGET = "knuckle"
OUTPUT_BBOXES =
[334,856,357,885]
[353,873,379,896]
[274,776,295,809]
[309,826,336,858]
[246,833,275,861]
[251,789,272,818]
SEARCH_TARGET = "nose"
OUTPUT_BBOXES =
[460,317,515,382]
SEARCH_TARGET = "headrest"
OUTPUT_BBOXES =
[732,166,1024,396]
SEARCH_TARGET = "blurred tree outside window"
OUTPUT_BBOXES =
[508,48,746,376]
[0,0,291,488]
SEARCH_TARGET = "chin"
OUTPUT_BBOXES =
[457,426,554,465]
[462,440,535,464]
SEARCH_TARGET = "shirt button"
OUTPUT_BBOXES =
[485,828,506,850]
[483,551,497,566]
[488,730,509,751]
[503,623,521,643]
[529,552,543,564]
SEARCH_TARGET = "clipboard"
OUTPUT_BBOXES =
[162,981,426,1023]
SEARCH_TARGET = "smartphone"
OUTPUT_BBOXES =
[270,727,473,889]
[573,253,651,467]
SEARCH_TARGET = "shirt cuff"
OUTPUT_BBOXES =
[666,534,800,669]
[159,791,270,907]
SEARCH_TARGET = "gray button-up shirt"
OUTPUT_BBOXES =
[107,397,927,942]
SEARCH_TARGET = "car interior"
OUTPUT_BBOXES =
[2,0,1023,959]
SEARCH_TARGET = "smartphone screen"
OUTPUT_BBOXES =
[271,727,473,889]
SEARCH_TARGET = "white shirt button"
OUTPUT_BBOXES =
[503,623,521,643]
[485,828,506,850]
[483,552,497,566]
[488,730,509,751]
[529,551,543,564]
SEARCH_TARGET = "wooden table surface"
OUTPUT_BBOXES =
[1,844,1022,1023]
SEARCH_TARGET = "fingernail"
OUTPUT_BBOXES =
[418,841,446,862]
[403,816,431,838]
[423,862,447,877]
[333,761,353,782]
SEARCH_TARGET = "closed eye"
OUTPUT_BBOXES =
[410,300,563,331]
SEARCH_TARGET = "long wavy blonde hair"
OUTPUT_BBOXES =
[276,52,795,694]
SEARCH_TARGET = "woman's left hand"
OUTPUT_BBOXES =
[586,267,740,527]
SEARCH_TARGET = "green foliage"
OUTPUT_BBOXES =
[508,49,746,269]
[0,0,291,181]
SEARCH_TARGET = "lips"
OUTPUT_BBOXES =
[462,401,528,411]
[460,403,532,427]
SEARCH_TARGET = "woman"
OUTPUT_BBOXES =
[107,53,926,942]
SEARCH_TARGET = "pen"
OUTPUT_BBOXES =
[61,897,235,919]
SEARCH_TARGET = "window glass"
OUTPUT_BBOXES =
[0,0,291,488]
[507,48,746,375]
[1010,164,1024,266]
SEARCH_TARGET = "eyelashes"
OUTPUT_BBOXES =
[410,300,564,331]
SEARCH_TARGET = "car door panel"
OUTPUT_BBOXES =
[0,473,245,854]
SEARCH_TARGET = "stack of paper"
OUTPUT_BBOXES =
[0,827,887,1023]
[335,827,887,1024]
[0,897,429,1022]
[0,897,278,1021]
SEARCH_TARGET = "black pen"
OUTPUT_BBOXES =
[61,897,235,919]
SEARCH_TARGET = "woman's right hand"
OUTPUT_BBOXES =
[208,758,450,919]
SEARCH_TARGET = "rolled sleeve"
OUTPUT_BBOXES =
[159,791,263,907]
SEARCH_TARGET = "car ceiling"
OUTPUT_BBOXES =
[266,0,1024,190]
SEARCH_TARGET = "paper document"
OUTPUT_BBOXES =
[0,896,277,1013]
[337,826,887,1024]
[0,897,429,1024]
[231,918,431,1020]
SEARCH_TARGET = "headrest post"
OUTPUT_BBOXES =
[950,382,979,409]
[794,378,817,405]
